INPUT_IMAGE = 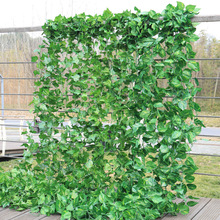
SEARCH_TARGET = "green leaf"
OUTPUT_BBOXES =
[190,34,199,42]
[72,56,79,64]
[134,164,143,170]
[166,36,174,44]
[73,89,81,95]
[81,93,88,101]
[177,2,185,10]
[104,163,112,171]
[31,56,38,62]
[103,79,111,87]
[154,102,164,108]
[193,126,201,135]
[33,70,40,75]
[194,78,199,86]
[182,69,192,80]
[67,203,74,211]
[85,159,93,169]
[34,48,41,53]
[193,8,200,14]
[61,211,71,219]
[187,132,194,143]
[186,5,196,12]
[149,118,157,124]
[151,196,164,204]
[31,206,40,213]
[133,123,142,132]
[43,57,51,64]
[17,207,26,211]
[185,175,195,183]
[102,8,113,19]
[187,201,198,207]
[72,74,80,82]
[194,118,205,127]
[159,49,166,58]
[193,102,201,112]
[157,123,167,132]
[179,203,189,215]
[40,206,49,215]
[39,104,47,111]
[140,110,150,119]
[191,87,202,96]
[38,121,46,130]
[172,131,182,139]
[171,78,182,88]
[56,200,63,212]
[38,194,45,205]
[155,63,164,67]
[172,115,182,125]
[160,144,169,153]
[178,100,187,110]
[34,81,41,86]
[149,10,157,19]
[71,190,78,199]
[185,157,196,166]
[146,161,157,172]
[188,196,199,200]
[188,61,199,71]
[187,184,197,190]
[145,177,157,186]
[99,192,106,204]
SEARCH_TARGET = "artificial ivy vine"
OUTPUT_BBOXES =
[0,2,203,219]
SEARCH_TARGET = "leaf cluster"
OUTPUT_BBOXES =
[0,2,202,219]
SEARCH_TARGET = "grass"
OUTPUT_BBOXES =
[1,154,219,199]
[199,110,220,127]
[0,158,21,172]
[187,155,220,199]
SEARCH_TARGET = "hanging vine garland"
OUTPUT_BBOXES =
[0,2,203,219]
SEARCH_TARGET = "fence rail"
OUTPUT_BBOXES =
[0,62,35,65]
[0,15,220,34]
[1,58,220,65]
[1,93,220,99]
[0,26,42,33]
[1,76,220,80]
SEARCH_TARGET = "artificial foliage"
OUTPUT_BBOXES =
[0,2,203,219]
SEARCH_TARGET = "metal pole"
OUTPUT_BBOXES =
[0,75,5,155]
[0,74,5,118]
[213,70,220,106]
[0,75,4,117]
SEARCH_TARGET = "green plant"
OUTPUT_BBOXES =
[0,2,202,219]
